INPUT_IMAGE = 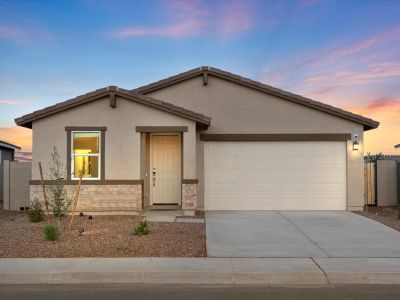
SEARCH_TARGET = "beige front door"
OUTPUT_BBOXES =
[150,134,181,205]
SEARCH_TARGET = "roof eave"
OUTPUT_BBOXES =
[133,66,380,132]
[14,87,211,129]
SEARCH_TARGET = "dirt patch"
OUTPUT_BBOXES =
[0,209,206,258]
[354,206,400,232]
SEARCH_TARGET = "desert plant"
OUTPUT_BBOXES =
[364,152,384,163]
[43,224,60,241]
[133,219,150,235]
[47,147,72,220]
[116,240,128,251]
[27,198,45,223]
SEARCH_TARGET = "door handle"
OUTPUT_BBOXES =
[152,168,156,187]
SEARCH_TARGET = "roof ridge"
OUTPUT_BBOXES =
[132,66,379,130]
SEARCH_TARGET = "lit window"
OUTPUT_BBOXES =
[71,132,100,179]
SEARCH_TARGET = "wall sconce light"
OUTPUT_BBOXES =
[353,134,359,151]
[353,141,359,151]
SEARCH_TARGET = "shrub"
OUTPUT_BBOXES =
[47,147,72,220]
[116,240,128,251]
[43,224,60,241]
[133,219,150,235]
[27,198,45,223]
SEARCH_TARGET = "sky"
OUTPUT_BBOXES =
[0,0,400,158]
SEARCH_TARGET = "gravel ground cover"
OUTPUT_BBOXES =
[354,206,400,232]
[0,209,206,257]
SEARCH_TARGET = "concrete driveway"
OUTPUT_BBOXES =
[206,211,400,258]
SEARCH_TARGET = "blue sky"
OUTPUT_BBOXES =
[1,0,400,153]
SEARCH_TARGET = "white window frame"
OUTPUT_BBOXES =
[71,131,101,180]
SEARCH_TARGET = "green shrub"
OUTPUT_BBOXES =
[27,198,45,223]
[133,219,150,235]
[47,147,72,220]
[43,224,60,241]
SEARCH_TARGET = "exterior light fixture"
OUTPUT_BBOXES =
[353,141,359,151]
[353,134,360,151]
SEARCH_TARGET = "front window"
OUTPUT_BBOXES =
[71,131,100,179]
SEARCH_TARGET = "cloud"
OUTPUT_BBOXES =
[215,0,254,38]
[350,99,400,154]
[352,97,400,115]
[14,151,32,162]
[0,99,23,106]
[110,0,256,39]
[112,21,204,38]
[0,25,27,41]
[323,28,400,65]
[259,26,400,155]
[260,26,400,104]
[0,126,32,152]
[303,87,336,98]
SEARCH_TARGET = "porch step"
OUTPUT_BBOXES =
[148,205,180,211]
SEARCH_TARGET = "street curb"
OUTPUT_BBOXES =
[0,258,400,285]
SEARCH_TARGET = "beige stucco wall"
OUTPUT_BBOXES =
[377,160,398,206]
[3,161,31,211]
[147,75,366,210]
[31,96,196,181]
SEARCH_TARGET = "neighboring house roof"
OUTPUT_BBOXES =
[15,87,211,129]
[395,144,400,149]
[132,66,379,131]
[0,140,21,151]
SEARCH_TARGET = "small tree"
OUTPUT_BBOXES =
[47,147,72,220]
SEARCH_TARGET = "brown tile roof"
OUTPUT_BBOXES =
[15,87,211,129]
[132,66,379,131]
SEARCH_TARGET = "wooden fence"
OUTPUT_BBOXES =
[364,162,376,205]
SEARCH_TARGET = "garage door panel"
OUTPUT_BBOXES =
[204,141,346,211]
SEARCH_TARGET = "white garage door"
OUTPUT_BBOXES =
[204,141,346,210]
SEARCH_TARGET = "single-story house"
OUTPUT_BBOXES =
[0,140,21,203]
[15,67,379,215]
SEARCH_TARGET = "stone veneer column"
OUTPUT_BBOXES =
[182,180,198,216]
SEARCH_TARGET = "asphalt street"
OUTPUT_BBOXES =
[0,284,400,300]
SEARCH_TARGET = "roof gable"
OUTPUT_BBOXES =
[15,87,211,129]
[132,66,379,131]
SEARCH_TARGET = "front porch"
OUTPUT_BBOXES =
[138,126,198,216]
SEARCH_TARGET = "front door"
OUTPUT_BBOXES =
[150,134,181,205]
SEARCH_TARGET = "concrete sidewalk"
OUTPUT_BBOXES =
[1,257,400,285]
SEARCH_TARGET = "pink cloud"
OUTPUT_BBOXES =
[360,97,400,114]
[303,87,336,98]
[0,25,26,41]
[323,27,400,65]
[335,62,400,81]
[0,99,23,106]
[113,20,204,38]
[111,0,256,39]
[216,0,254,37]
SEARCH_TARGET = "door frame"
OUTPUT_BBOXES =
[149,132,182,206]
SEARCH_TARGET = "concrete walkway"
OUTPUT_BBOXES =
[1,257,400,285]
